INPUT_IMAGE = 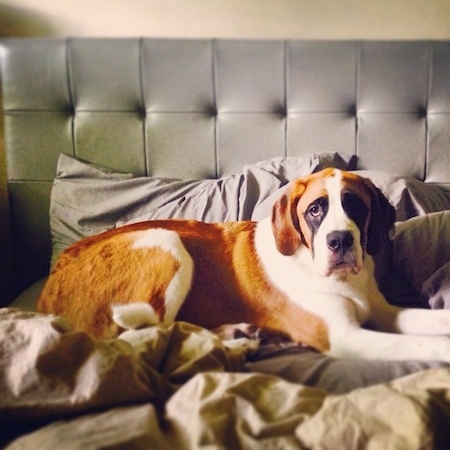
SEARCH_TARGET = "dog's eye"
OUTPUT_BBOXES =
[305,197,328,222]
[308,203,323,217]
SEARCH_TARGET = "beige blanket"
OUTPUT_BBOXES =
[2,308,450,449]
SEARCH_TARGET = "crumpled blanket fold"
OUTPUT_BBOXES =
[2,308,450,449]
[0,308,243,447]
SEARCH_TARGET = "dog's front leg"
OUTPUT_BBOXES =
[367,288,450,336]
[328,324,450,362]
[312,293,450,362]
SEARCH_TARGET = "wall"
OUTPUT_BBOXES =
[0,0,450,39]
[0,0,449,302]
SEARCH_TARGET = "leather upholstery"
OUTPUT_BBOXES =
[1,38,450,296]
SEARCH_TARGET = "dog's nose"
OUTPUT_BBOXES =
[326,230,353,254]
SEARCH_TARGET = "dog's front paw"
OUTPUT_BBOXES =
[222,337,260,357]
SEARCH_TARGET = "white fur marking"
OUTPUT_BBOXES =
[112,228,194,330]
[313,170,363,277]
[112,302,160,329]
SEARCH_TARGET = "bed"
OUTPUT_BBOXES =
[1,38,450,449]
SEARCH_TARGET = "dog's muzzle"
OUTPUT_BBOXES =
[325,230,360,275]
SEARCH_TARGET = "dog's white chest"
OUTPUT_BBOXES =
[254,218,372,325]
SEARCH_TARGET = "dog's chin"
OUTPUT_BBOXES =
[323,255,362,278]
[312,247,364,278]
[326,263,359,278]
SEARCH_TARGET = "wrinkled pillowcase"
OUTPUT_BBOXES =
[50,152,356,268]
[392,211,450,308]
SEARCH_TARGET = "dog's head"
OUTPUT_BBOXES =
[271,168,395,277]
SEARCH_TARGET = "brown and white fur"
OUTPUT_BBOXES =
[37,168,450,361]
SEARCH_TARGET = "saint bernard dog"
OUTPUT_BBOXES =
[37,168,450,361]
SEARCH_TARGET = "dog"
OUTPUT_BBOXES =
[37,168,450,361]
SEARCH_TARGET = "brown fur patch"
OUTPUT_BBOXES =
[38,231,180,338]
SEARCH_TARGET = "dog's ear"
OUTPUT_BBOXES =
[271,182,306,256]
[364,180,396,256]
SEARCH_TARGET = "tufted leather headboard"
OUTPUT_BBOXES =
[1,38,450,298]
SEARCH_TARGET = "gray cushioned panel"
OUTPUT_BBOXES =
[4,113,73,181]
[1,38,450,299]
[70,39,143,111]
[288,113,356,155]
[287,41,357,113]
[357,114,427,178]
[427,43,450,112]
[1,40,70,110]
[142,39,215,112]
[74,112,147,175]
[428,115,450,183]
[359,42,429,113]
[217,113,286,175]
[146,113,216,179]
[215,40,285,113]
[8,182,52,292]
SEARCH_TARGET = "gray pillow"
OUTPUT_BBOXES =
[50,152,356,268]
[252,170,450,221]
[354,170,450,221]
[391,211,450,309]
[422,263,450,309]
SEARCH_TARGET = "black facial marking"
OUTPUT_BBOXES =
[304,196,329,252]
[342,191,369,240]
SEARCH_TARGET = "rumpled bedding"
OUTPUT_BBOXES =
[2,308,450,449]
